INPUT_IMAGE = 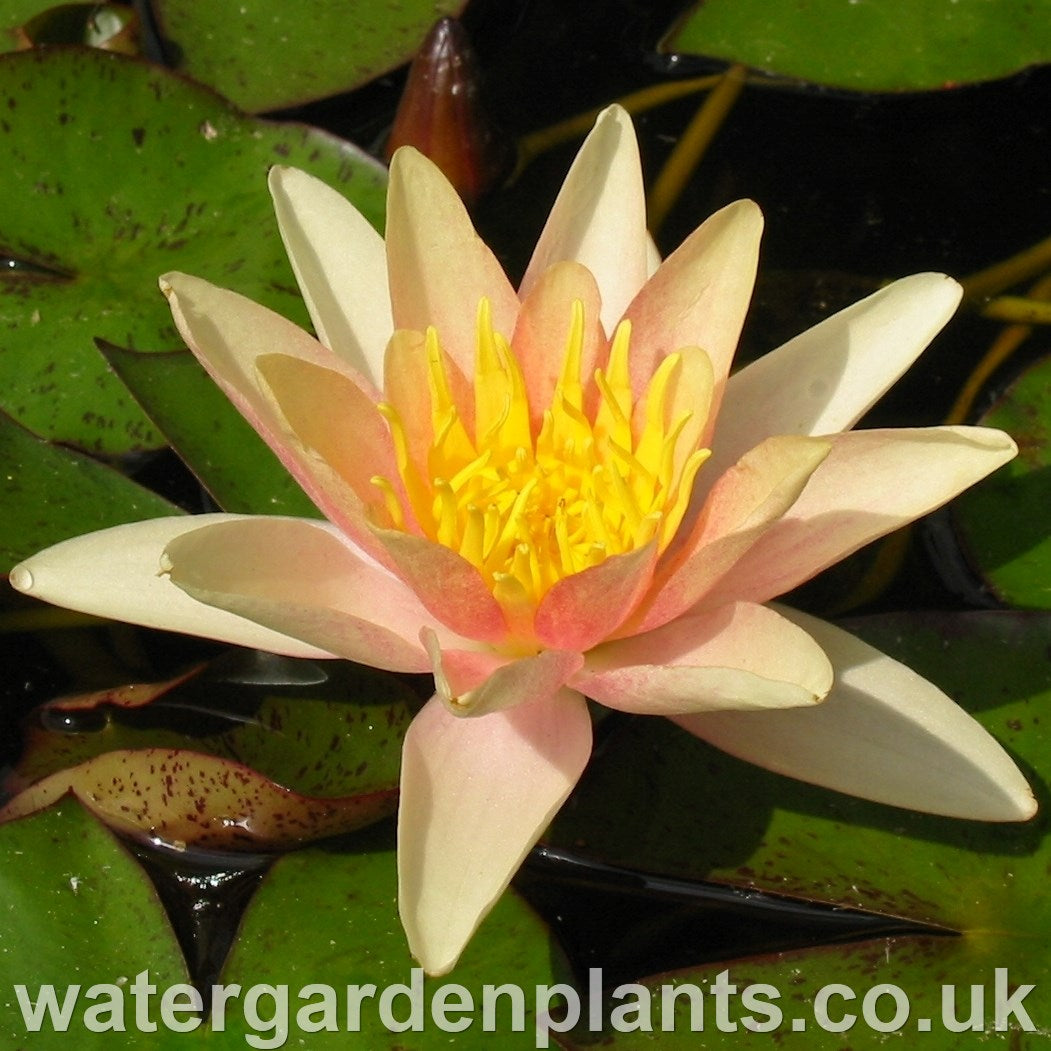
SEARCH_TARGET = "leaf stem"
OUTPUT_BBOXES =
[947,272,1051,425]
[960,232,1051,302]
[646,64,747,233]
[980,294,1051,326]
[513,74,724,177]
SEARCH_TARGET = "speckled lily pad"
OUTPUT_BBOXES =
[0,45,386,455]
[2,654,415,850]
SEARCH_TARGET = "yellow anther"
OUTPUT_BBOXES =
[374,294,712,631]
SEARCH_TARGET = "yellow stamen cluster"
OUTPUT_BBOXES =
[373,299,710,618]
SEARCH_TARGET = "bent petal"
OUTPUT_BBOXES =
[385,147,518,377]
[579,601,832,714]
[268,165,392,387]
[163,516,443,672]
[706,273,963,480]
[624,199,762,403]
[423,632,584,716]
[160,272,378,544]
[8,516,334,658]
[370,527,508,644]
[534,542,657,652]
[520,105,648,334]
[675,608,1037,821]
[398,689,592,975]
[255,354,399,512]
[510,261,605,427]
[704,426,1018,607]
[633,435,830,634]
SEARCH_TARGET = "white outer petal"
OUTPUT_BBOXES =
[9,516,334,658]
[674,607,1037,822]
[520,104,649,335]
[579,601,832,714]
[706,273,962,481]
[398,689,592,975]
[268,166,392,388]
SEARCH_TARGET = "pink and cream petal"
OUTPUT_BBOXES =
[8,516,335,658]
[706,273,963,480]
[384,328,472,470]
[385,147,519,377]
[160,273,377,540]
[370,527,509,644]
[255,354,401,513]
[703,425,1018,607]
[422,632,584,716]
[398,689,593,975]
[534,542,657,651]
[510,261,605,426]
[519,105,649,334]
[632,435,830,634]
[161,516,447,671]
[267,165,393,387]
[674,608,1037,821]
[578,601,832,714]
[623,199,762,404]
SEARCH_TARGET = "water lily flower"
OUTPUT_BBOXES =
[9,106,1035,976]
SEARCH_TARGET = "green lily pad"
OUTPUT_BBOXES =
[550,611,1050,1047]
[153,0,467,113]
[3,654,415,849]
[101,344,320,518]
[949,354,1051,609]
[0,805,567,1046]
[663,0,1051,92]
[0,799,189,1050]
[0,45,386,455]
[220,830,572,1048]
[0,408,181,575]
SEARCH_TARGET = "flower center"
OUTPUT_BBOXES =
[372,299,711,618]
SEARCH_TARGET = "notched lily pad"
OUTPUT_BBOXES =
[2,653,415,850]
[0,46,386,455]
[222,835,572,1049]
[663,0,1051,92]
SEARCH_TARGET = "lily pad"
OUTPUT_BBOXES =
[220,831,572,1048]
[0,747,404,850]
[0,45,386,455]
[0,802,567,1047]
[153,0,468,113]
[0,799,189,1050]
[663,0,1051,92]
[550,611,1050,1047]
[101,344,320,518]
[949,354,1051,609]
[2,654,415,849]
[0,408,181,575]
